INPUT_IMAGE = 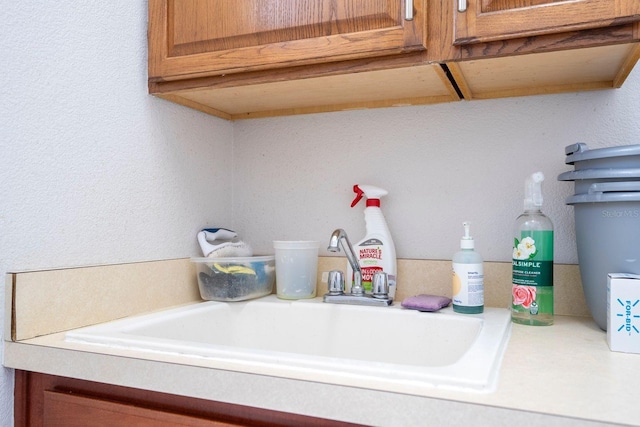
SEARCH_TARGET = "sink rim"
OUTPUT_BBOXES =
[65,295,512,394]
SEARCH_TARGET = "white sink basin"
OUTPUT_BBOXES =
[65,295,511,394]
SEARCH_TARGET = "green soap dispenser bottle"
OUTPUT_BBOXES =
[511,172,554,326]
[452,222,484,314]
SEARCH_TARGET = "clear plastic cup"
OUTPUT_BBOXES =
[273,241,319,299]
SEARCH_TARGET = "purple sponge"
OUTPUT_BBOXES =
[401,294,451,312]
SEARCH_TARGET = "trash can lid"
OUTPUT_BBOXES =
[565,143,640,165]
[558,168,640,181]
[566,181,640,204]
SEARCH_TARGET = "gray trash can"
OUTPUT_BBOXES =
[566,182,640,330]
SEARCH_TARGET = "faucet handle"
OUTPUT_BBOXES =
[372,272,389,299]
[327,270,345,295]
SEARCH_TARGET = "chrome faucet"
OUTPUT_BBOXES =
[327,229,364,295]
[324,229,392,306]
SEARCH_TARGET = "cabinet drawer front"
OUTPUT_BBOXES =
[454,0,640,45]
[149,0,426,80]
[43,391,230,427]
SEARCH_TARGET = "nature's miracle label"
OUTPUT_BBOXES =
[357,238,385,292]
[512,230,554,315]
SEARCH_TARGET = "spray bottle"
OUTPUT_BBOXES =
[511,172,554,326]
[347,185,397,299]
[452,222,484,314]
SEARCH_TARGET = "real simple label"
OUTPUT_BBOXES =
[512,230,553,315]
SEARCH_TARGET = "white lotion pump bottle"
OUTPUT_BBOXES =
[452,222,484,314]
[347,184,397,300]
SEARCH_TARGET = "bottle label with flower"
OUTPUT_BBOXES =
[512,231,554,315]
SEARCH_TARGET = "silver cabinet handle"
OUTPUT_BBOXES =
[405,0,414,21]
[458,0,467,12]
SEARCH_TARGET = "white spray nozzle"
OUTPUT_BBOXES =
[524,172,545,210]
[460,221,474,249]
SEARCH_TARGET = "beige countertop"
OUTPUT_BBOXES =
[4,258,639,426]
[5,305,639,426]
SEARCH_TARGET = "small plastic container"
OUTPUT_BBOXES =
[273,241,319,299]
[191,256,275,301]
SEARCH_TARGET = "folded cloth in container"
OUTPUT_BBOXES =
[197,228,253,258]
[401,294,451,312]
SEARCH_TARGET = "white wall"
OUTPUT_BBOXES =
[2,1,640,424]
[234,67,640,264]
[0,2,234,424]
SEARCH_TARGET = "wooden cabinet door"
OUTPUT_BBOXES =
[149,0,425,81]
[454,0,640,44]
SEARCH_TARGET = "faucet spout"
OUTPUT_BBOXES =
[327,229,364,295]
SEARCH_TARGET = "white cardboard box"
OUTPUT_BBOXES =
[607,273,640,354]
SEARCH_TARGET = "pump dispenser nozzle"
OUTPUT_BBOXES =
[460,222,474,249]
[524,172,545,210]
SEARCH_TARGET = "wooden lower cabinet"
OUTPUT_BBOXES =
[15,370,359,427]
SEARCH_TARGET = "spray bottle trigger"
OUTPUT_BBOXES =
[351,184,364,208]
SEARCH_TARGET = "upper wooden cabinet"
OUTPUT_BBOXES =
[454,0,640,45]
[149,0,426,81]
[148,0,640,120]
